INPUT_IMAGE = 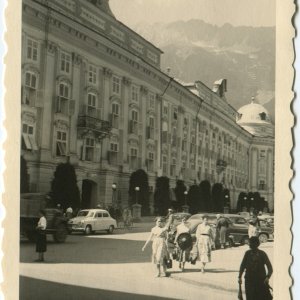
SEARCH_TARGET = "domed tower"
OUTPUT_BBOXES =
[236,97,274,138]
[237,97,274,212]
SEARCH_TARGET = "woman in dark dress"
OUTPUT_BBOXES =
[36,210,47,262]
[238,236,273,300]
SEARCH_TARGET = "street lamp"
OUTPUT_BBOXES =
[184,190,188,206]
[225,194,229,206]
[112,183,117,205]
[135,186,140,204]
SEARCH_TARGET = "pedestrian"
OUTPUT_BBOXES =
[238,236,273,300]
[195,215,214,273]
[142,215,173,277]
[248,211,261,238]
[123,207,132,229]
[174,216,192,270]
[35,209,47,262]
[216,214,229,249]
[65,207,73,219]
[114,205,122,227]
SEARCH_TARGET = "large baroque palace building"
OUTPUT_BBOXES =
[21,0,274,211]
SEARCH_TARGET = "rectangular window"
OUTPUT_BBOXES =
[57,84,69,114]
[147,152,154,172]
[130,110,138,134]
[84,138,95,161]
[87,93,97,117]
[56,130,67,156]
[112,76,120,95]
[131,85,139,102]
[147,116,154,139]
[163,104,168,115]
[108,142,118,165]
[27,38,38,61]
[182,140,187,151]
[88,65,97,84]
[162,156,168,174]
[111,103,119,128]
[170,158,176,177]
[23,72,37,106]
[130,148,138,169]
[22,123,38,150]
[60,52,71,73]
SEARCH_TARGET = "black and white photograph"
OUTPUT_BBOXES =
[0,0,295,299]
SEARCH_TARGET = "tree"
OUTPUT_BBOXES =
[211,183,224,212]
[174,180,186,211]
[236,192,248,212]
[199,180,212,212]
[187,184,201,214]
[20,156,30,193]
[50,163,81,210]
[128,169,150,216]
[253,192,261,213]
[154,176,171,216]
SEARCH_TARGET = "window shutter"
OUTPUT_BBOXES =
[146,126,150,139]
[55,96,60,113]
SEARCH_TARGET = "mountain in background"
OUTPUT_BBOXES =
[133,20,275,122]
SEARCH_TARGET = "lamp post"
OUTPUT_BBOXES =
[250,197,254,213]
[135,186,140,204]
[225,194,229,206]
[183,190,189,213]
[184,190,188,206]
[112,183,117,205]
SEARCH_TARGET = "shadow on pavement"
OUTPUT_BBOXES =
[20,238,151,264]
[20,276,174,300]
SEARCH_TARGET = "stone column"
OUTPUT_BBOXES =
[267,148,274,211]
[140,85,148,169]
[40,42,58,161]
[250,147,258,190]
[101,67,112,164]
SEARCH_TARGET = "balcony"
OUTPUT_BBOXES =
[77,115,111,139]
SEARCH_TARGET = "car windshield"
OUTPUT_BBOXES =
[77,210,94,217]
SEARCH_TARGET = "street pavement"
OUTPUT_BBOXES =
[20,220,273,300]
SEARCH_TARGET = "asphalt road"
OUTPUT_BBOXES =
[20,228,273,300]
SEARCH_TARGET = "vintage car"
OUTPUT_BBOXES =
[68,209,117,235]
[186,213,273,247]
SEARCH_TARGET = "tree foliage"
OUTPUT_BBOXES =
[174,180,186,211]
[211,183,224,212]
[50,163,81,210]
[236,192,248,212]
[199,180,212,212]
[187,184,201,214]
[128,169,150,215]
[154,176,171,216]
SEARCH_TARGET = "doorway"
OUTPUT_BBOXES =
[81,179,97,208]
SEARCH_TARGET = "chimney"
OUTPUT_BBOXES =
[212,79,227,99]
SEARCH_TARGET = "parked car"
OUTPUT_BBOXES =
[186,213,273,247]
[68,209,117,235]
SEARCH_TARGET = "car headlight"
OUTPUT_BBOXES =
[80,220,85,225]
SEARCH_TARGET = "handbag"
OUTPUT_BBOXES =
[238,282,243,300]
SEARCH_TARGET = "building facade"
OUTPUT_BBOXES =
[21,0,274,211]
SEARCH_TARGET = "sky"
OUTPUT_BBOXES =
[110,0,275,28]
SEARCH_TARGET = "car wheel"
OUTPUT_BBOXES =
[85,225,92,235]
[107,225,114,234]
[259,233,268,243]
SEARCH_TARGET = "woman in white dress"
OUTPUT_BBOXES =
[196,215,214,273]
[142,216,173,277]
